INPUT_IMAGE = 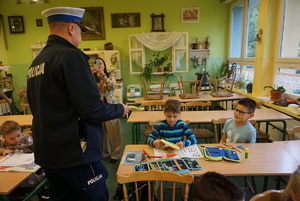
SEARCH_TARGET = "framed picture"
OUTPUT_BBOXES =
[81,7,105,40]
[151,13,165,32]
[181,7,200,23]
[8,16,25,33]
[111,13,141,28]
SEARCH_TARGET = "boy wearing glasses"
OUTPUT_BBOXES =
[219,98,256,144]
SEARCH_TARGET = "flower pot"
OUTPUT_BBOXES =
[270,90,282,101]
[157,67,162,72]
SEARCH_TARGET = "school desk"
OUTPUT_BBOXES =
[127,109,293,144]
[0,165,32,201]
[0,115,33,127]
[117,142,300,191]
[135,93,245,110]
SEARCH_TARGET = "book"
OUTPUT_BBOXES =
[0,153,40,172]
[153,144,203,159]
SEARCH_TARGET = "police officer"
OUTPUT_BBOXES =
[27,7,131,201]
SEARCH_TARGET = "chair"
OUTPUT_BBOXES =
[176,76,203,99]
[117,169,194,201]
[8,177,49,201]
[207,73,236,97]
[20,103,30,114]
[142,77,166,100]
[249,189,283,201]
[0,99,11,115]
[181,102,214,143]
[249,120,270,143]
[286,126,300,140]
[141,101,165,111]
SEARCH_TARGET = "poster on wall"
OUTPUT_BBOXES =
[181,7,200,23]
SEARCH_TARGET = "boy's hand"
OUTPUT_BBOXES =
[3,149,14,156]
[153,139,165,149]
[175,141,184,149]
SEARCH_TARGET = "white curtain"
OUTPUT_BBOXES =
[133,32,182,51]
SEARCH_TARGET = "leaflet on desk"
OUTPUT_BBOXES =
[0,153,40,172]
[153,144,204,159]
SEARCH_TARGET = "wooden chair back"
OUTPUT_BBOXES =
[207,73,237,97]
[176,75,203,99]
[141,101,165,111]
[212,118,231,143]
[117,170,194,201]
[142,77,166,100]
[181,101,211,111]
[0,99,11,115]
[286,126,300,140]
[249,189,283,201]
[249,119,270,143]
[20,103,30,114]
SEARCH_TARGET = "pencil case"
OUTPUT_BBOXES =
[134,158,202,174]
[203,146,241,162]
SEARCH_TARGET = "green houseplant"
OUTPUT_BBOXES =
[264,85,286,101]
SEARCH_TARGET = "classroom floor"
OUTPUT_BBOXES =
[27,117,287,201]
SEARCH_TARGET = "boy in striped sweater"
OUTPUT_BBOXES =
[147,99,197,149]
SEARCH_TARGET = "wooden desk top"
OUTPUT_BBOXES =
[0,115,33,126]
[135,93,245,104]
[117,142,300,177]
[0,172,32,194]
[127,108,293,124]
[273,140,300,161]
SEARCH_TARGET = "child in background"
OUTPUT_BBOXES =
[0,120,33,155]
[0,120,48,200]
[281,166,300,201]
[194,171,245,201]
[147,99,197,149]
[219,98,257,144]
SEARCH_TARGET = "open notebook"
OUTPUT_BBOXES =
[0,153,40,172]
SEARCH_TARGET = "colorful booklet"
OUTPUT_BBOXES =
[153,144,203,159]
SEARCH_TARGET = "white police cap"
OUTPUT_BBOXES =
[42,7,88,31]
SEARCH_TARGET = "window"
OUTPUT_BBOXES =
[229,0,259,87]
[274,0,300,96]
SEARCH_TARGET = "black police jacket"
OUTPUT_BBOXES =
[27,35,124,169]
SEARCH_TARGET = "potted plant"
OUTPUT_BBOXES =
[141,62,153,82]
[264,85,286,101]
[152,52,169,72]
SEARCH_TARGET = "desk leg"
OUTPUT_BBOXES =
[263,176,269,191]
[132,123,137,144]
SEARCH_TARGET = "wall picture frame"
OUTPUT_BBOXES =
[181,7,200,23]
[81,7,105,40]
[151,13,165,32]
[8,16,25,33]
[111,13,141,28]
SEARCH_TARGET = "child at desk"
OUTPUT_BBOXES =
[219,98,257,144]
[0,120,48,199]
[0,120,33,155]
[146,99,197,149]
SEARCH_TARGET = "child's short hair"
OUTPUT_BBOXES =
[0,120,21,135]
[282,165,300,201]
[237,98,256,113]
[194,171,245,201]
[164,99,181,114]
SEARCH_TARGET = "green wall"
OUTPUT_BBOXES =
[0,0,229,105]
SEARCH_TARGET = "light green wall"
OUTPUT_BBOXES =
[0,0,229,104]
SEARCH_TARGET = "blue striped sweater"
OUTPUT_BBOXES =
[147,120,197,148]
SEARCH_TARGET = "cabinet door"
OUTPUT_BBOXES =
[99,50,120,71]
